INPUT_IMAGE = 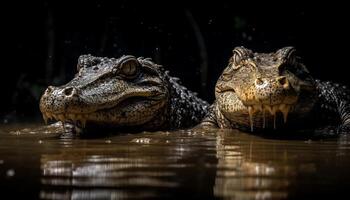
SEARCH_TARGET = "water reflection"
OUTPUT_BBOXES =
[41,154,178,188]
[214,131,289,199]
[3,124,350,199]
[38,129,297,199]
[39,131,218,199]
[40,155,178,199]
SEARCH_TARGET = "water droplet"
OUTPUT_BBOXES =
[6,169,15,177]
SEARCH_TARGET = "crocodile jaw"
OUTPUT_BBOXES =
[246,104,292,132]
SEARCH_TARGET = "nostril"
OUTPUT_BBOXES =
[277,76,289,88]
[63,87,75,96]
[255,78,264,86]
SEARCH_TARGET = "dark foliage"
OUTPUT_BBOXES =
[2,1,349,121]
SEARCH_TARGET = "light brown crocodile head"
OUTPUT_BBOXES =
[215,46,317,131]
[40,55,169,131]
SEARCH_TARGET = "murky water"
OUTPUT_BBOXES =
[1,123,350,199]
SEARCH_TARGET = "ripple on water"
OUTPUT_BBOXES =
[1,123,350,199]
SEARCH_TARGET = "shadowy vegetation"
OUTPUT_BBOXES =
[2,1,349,122]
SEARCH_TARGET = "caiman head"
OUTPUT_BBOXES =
[215,46,317,131]
[40,55,169,131]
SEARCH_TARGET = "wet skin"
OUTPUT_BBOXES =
[201,46,350,135]
[40,55,208,134]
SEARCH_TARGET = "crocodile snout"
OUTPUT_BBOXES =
[251,76,297,106]
[40,86,80,116]
[44,86,79,98]
[255,76,289,90]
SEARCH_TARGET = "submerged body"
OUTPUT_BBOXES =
[201,47,350,135]
[40,55,208,133]
[40,48,350,136]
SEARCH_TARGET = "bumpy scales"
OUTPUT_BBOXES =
[40,55,208,133]
[201,46,350,135]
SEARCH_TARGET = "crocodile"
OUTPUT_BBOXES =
[200,46,350,136]
[40,55,209,133]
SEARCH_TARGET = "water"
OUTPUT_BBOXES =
[1,123,350,199]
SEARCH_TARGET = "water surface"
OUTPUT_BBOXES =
[1,122,350,199]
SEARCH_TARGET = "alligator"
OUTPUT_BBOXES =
[200,46,350,136]
[40,55,209,134]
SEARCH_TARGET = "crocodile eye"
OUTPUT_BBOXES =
[119,57,140,78]
[276,47,297,66]
[231,46,252,69]
[232,53,242,69]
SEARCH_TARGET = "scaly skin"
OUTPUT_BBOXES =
[40,55,209,133]
[201,46,350,135]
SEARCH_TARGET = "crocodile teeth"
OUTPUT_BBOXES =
[247,103,293,131]
[40,112,91,128]
[279,104,291,123]
[263,105,273,115]
[248,106,254,132]
[272,105,279,129]
[262,105,279,129]
[272,105,279,116]
[248,105,264,132]
[51,114,57,121]
[47,112,53,120]
[57,114,65,122]
[42,113,48,124]
[253,104,263,112]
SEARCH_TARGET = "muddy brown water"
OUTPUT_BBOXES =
[1,122,350,199]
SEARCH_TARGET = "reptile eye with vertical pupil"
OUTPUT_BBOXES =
[231,46,252,69]
[119,57,139,77]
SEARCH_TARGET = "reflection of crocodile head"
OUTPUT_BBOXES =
[40,55,208,132]
[214,131,291,199]
[38,131,218,199]
[40,153,178,199]
[211,46,318,131]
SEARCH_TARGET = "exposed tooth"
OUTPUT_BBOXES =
[57,114,65,122]
[279,104,291,123]
[42,113,48,124]
[248,106,254,132]
[272,105,279,129]
[253,105,262,112]
[47,113,53,120]
[264,105,273,115]
[272,105,279,116]
[52,114,57,120]
[257,104,293,129]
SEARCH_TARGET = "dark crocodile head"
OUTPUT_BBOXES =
[215,46,317,131]
[40,55,169,130]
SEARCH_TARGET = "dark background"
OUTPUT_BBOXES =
[2,1,349,122]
